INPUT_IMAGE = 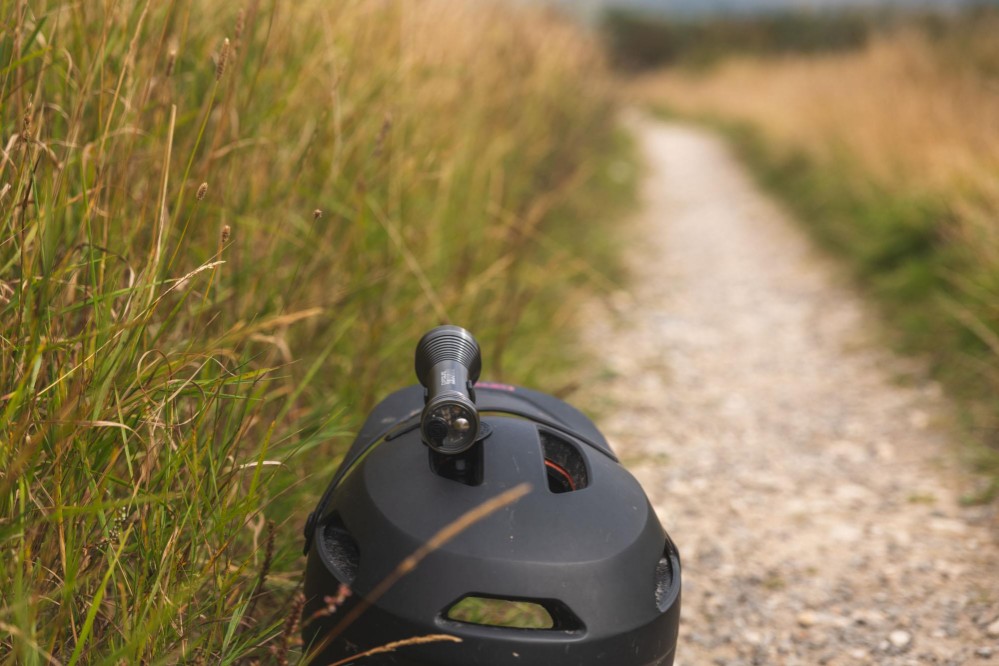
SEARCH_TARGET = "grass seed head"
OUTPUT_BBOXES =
[275,592,306,666]
[197,182,208,200]
[373,112,393,157]
[235,9,246,43]
[313,208,323,221]
[21,103,32,142]
[221,224,231,243]
[216,38,230,81]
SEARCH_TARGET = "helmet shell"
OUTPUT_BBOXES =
[303,385,681,665]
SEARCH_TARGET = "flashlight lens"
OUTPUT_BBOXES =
[425,403,477,453]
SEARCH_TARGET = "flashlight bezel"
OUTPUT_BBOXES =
[420,393,481,455]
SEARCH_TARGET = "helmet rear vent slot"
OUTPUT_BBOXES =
[320,514,360,585]
[443,595,583,632]
[655,543,679,612]
[539,429,588,493]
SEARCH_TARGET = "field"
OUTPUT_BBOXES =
[0,1,629,662]
[628,13,999,488]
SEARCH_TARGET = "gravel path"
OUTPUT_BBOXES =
[582,119,999,665]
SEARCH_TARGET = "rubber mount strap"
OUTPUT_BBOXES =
[302,410,615,554]
[302,413,418,554]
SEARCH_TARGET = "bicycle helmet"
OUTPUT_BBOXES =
[302,326,681,665]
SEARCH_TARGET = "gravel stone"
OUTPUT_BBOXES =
[889,630,912,650]
[988,619,999,638]
[797,611,818,628]
[580,118,999,665]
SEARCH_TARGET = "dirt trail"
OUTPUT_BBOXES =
[582,119,999,665]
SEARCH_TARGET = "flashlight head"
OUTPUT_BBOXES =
[414,326,482,454]
[420,394,480,454]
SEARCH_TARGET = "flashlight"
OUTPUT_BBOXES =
[415,325,482,454]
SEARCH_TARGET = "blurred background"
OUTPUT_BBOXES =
[596,0,999,480]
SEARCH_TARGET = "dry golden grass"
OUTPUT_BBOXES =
[631,19,999,482]
[1,0,624,662]
[631,29,999,199]
[631,20,999,298]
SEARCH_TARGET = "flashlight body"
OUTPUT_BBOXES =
[415,326,482,454]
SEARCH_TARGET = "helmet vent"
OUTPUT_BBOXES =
[320,515,360,585]
[539,429,588,493]
[443,595,583,632]
[655,551,675,611]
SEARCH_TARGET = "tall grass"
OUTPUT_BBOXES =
[0,1,626,662]
[630,14,999,487]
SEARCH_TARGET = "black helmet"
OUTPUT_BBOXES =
[302,326,681,665]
